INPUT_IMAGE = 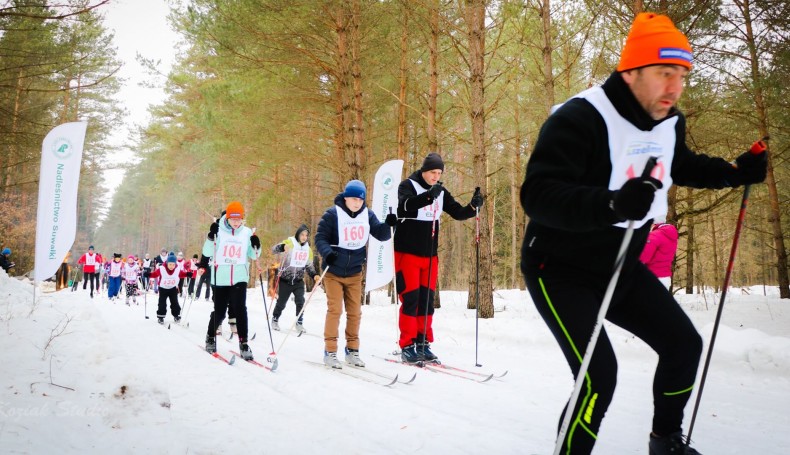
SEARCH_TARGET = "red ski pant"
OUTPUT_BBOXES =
[395,252,438,348]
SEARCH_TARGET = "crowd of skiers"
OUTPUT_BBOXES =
[46,11,776,455]
[72,246,203,305]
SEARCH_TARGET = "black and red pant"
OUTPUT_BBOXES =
[522,255,702,455]
[395,252,439,348]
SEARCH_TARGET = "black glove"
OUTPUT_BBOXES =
[250,234,261,249]
[7,262,14,269]
[470,187,484,208]
[734,149,767,185]
[324,252,338,265]
[274,243,286,253]
[385,213,398,227]
[427,183,443,199]
[198,254,210,270]
[611,177,663,221]
[208,222,219,240]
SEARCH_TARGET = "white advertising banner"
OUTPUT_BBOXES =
[365,159,403,292]
[34,122,87,282]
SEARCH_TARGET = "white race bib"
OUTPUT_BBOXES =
[216,230,247,265]
[335,206,370,250]
[124,265,138,282]
[288,237,310,268]
[409,179,443,221]
[109,261,123,277]
[85,253,96,266]
[159,266,178,288]
[579,87,675,229]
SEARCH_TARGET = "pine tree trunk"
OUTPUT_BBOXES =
[427,0,439,152]
[464,0,493,318]
[741,0,789,297]
[397,6,409,162]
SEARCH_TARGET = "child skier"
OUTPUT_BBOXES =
[270,224,321,333]
[107,253,124,301]
[123,255,141,306]
[149,252,182,324]
[314,180,393,369]
[77,245,99,298]
[197,201,261,360]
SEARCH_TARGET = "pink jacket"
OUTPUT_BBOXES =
[639,223,678,278]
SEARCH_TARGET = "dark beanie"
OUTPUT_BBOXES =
[420,153,444,172]
[295,223,310,240]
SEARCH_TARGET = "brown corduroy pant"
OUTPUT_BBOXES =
[323,271,363,353]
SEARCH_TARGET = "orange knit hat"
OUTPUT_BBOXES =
[617,13,692,72]
[226,201,245,219]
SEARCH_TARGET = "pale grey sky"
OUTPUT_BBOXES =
[100,0,180,202]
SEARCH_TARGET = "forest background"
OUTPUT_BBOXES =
[1,0,789,316]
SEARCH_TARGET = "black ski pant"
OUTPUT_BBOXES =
[83,272,99,293]
[157,287,181,319]
[187,276,196,296]
[521,255,702,455]
[195,270,211,299]
[207,282,249,341]
[272,278,306,323]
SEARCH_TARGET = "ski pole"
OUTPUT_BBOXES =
[421,192,440,357]
[273,266,330,366]
[553,157,658,455]
[389,207,400,354]
[144,280,149,319]
[257,269,279,371]
[686,137,768,444]
[474,187,482,368]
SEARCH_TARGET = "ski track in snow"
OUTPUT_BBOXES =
[1,270,789,454]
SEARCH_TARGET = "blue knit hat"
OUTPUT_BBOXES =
[343,180,366,199]
[166,252,177,264]
[1,248,10,255]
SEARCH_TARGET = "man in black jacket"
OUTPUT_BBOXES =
[393,153,483,364]
[520,13,767,455]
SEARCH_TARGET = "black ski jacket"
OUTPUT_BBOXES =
[394,171,475,257]
[520,71,743,282]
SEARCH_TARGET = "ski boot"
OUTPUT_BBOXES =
[205,335,216,354]
[174,316,181,324]
[401,344,422,364]
[295,322,306,334]
[239,341,253,361]
[157,317,164,325]
[345,348,365,367]
[649,432,702,455]
[417,342,439,363]
[323,351,342,369]
[271,319,280,331]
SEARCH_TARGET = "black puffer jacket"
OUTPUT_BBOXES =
[315,193,391,277]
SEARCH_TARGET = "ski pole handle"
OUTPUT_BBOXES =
[750,135,769,154]
[641,156,659,178]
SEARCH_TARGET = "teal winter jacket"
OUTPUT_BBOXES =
[202,216,260,286]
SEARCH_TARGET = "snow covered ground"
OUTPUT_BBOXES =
[1,269,788,454]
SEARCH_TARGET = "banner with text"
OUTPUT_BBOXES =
[34,122,87,282]
[365,159,403,292]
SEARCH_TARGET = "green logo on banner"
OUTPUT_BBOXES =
[51,137,74,160]
[382,173,395,190]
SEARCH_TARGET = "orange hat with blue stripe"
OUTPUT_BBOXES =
[225,201,245,219]
[617,13,692,72]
